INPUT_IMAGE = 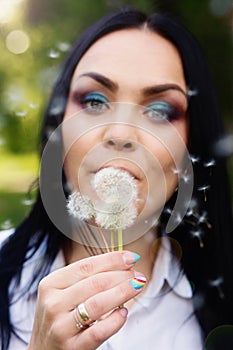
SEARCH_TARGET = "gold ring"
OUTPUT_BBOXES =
[77,303,91,323]
[73,308,88,330]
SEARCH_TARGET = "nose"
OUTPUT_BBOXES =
[103,124,137,152]
[105,138,134,151]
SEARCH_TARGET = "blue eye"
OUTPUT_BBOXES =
[144,101,179,122]
[80,92,109,113]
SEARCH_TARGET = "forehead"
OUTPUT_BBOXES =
[72,28,186,88]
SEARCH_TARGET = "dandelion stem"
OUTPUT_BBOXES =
[97,226,110,253]
[118,228,123,251]
[111,229,115,252]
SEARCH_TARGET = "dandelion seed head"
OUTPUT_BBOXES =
[92,167,138,229]
[95,202,137,229]
[67,192,95,221]
[92,167,137,205]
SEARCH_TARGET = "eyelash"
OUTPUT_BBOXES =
[74,91,183,122]
[143,101,181,122]
[75,92,110,113]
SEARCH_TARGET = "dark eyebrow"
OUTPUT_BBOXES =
[142,84,187,98]
[76,72,187,98]
[76,72,118,92]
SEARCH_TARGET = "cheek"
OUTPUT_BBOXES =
[144,121,188,197]
[63,133,96,190]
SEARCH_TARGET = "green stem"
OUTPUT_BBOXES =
[111,229,115,252]
[118,227,124,307]
[118,228,123,251]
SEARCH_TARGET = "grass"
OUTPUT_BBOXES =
[0,151,39,229]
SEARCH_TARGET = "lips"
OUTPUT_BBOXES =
[96,163,141,180]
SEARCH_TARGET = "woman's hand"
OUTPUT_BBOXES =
[27,251,146,350]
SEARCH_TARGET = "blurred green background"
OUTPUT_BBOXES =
[0,0,232,230]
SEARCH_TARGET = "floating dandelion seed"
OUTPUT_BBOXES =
[164,207,172,215]
[204,159,216,168]
[15,110,27,117]
[187,87,199,97]
[48,49,60,59]
[190,229,204,248]
[174,212,182,225]
[171,167,181,175]
[29,102,38,109]
[204,159,216,175]
[21,198,35,206]
[180,173,191,184]
[197,184,210,202]
[185,199,198,217]
[1,219,13,230]
[209,276,225,299]
[57,41,71,52]
[197,211,212,228]
[189,154,200,164]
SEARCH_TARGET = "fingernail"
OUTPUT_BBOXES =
[118,307,128,318]
[129,275,147,290]
[123,252,141,266]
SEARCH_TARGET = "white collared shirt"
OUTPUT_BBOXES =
[0,231,203,349]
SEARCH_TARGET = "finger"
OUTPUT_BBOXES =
[65,270,136,310]
[73,307,128,350]
[41,251,140,289]
[83,273,147,321]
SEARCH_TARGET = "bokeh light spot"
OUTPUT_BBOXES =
[6,30,30,54]
[204,325,233,349]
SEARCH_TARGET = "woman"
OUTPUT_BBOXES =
[0,8,233,350]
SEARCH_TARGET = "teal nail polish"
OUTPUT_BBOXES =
[133,253,141,264]
[129,276,147,290]
[123,252,141,265]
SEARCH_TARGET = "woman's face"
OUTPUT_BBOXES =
[63,28,188,224]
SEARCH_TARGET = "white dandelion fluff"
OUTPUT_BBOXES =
[95,201,138,230]
[92,167,138,229]
[67,192,95,221]
[66,167,138,251]
[92,167,137,205]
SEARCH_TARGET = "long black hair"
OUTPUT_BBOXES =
[1,8,233,350]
